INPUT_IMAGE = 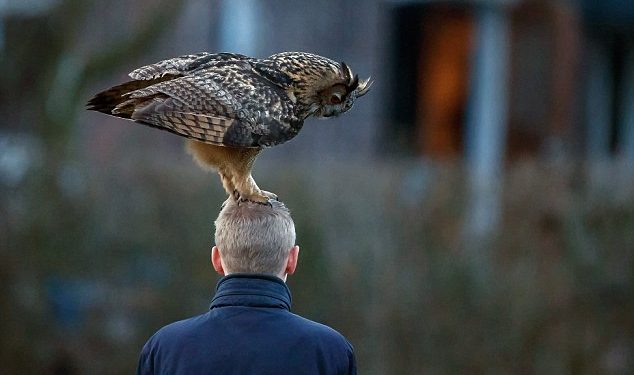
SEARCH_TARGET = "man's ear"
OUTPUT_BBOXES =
[285,245,300,275]
[211,246,225,276]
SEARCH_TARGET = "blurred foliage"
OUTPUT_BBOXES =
[0,0,184,152]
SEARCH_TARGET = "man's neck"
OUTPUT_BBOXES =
[224,272,287,282]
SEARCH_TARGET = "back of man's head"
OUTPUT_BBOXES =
[214,199,296,275]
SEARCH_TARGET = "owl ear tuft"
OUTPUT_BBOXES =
[340,61,354,83]
[349,74,359,91]
[340,61,360,93]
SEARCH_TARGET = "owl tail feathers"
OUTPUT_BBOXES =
[86,76,174,118]
[87,81,140,118]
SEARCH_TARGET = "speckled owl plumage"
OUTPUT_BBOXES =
[87,51,372,204]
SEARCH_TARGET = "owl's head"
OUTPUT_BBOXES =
[268,52,372,118]
[312,61,373,118]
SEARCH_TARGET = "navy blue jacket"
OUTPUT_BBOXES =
[137,274,356,374]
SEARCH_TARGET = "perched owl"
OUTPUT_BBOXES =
[87,51,372,204]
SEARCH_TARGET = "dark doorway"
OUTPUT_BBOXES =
[386,3,474,159]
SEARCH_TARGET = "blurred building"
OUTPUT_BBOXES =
[385,0,632,163]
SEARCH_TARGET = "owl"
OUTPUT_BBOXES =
[87,51,372,204]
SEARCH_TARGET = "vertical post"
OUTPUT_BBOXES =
[616,43,634,199]
[218,0,260,56]
[464,5,510,241]
[585,38,614,194]
[0,20,4,52]
[0,4,6,52]
[585,39,613,161]
[621,45,634,165]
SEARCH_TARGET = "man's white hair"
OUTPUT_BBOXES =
[214,199,296,275]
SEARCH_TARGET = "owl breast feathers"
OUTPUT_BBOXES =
[87,51,372,203]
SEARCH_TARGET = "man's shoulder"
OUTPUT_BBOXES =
[284,312,354,350]
[147,312,210,344]
[281,313,356,372]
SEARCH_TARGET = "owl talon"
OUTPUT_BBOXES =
[233,188,277,203]
[262,191,278,201]
[236,197,273,207]
[255,199,274,207]
[234,190,277,206]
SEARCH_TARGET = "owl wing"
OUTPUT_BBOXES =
[88,53,250,117]
[92,53,304,148]
[128,52,250,80]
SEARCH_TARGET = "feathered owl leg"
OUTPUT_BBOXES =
[229,149,277,204]
[218,170,239,200]
[186,140,275,204]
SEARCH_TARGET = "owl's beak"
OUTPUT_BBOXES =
[356,77,373,97]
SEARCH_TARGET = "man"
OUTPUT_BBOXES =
[137,199,357,374]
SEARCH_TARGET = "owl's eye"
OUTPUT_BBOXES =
[330,93,343,105]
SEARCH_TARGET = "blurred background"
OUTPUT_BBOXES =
[1,0,633,373]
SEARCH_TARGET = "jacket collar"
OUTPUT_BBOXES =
[210,273,292,311]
